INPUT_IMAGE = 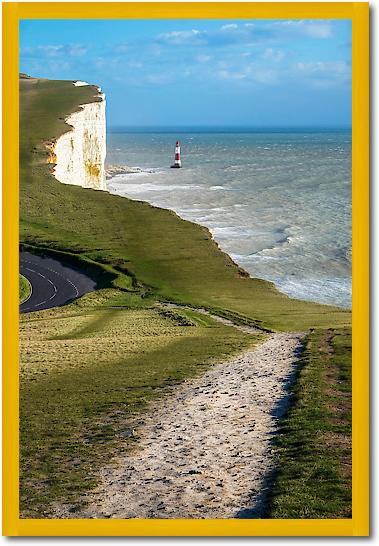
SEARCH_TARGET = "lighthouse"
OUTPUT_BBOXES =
[171,140,182,168]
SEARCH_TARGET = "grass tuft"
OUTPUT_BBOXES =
[19,274,31,303]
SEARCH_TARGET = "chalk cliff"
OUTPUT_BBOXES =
[51,83,106,191]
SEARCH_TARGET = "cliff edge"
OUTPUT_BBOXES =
[20,75,350,332]
[50,82,106,191]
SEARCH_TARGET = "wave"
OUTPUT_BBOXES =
[108,181,202,194]
[105,132,352,308]
[251,234,304,257]
[106,164,159,179]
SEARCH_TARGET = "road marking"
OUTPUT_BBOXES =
[22,259,80,297]
[20,258,82,312]
[24,266,57,300]
[21,266,58,311]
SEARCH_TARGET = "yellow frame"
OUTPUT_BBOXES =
[2,2,369,537]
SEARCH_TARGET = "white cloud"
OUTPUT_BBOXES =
[252,69,278,84]
[21,43,88,58]
[95,57,106,69]
[146,73,172,85]
[67,44,87,57]
[114,43,129,54]
[221,24,238,31]
[216,63,278,85]
[295,60,351,87]
[262,48,285,62]
[302,22,333,39]
[39,45,64,57]
[296,60,350,74]
[274,20,333,39]
[195,55,211,63]
[217,69,247,80]
[155,20,335,51]
[95,56,123,70]
[157,29,205,46]
[128,61,143,69]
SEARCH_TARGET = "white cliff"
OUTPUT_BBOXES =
[73,81,90,87]
[50,85,106,191]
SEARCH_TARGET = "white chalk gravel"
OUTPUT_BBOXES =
[72,330,303,519]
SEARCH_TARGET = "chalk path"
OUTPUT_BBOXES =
[76,329,303,519]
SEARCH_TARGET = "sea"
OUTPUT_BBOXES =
[106,128,352,309]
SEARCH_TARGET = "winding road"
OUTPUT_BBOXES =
[20,251,96,313]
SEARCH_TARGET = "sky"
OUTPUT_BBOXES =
[20,19,352,127]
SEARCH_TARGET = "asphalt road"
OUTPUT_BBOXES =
[20,251,97,313]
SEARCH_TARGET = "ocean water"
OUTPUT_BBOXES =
[106,128,352,309]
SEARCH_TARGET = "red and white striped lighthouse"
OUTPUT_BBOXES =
[171,140,182,168]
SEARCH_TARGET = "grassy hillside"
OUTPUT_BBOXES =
[19,77,351,332]
[20,292,259,516]
[19,76,352,518]
[266,328,352,518]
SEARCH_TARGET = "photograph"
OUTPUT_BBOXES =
[2,1,369,537]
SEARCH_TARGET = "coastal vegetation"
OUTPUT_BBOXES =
[20,77,351,333]
[19,274,31,303]
[267,328,352,518]
[20,293,258,516]
[19,76,352,518]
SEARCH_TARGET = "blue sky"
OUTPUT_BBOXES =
[20,19,351,127]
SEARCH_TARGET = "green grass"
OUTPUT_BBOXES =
[20,293,260,517]
[19,274,31,303]
[19,77,351,332]
[19,76,352,518]
[266,328,352,518]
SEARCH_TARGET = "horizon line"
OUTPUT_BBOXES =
[108,124,352,131]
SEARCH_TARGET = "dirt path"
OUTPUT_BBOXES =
[76,330,303,519]
[162,302,268,334]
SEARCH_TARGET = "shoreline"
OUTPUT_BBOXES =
[19,77,352,519]
[106,166,351,312]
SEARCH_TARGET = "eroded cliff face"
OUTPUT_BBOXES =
[51,85,106,191]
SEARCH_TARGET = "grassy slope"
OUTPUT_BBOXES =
[20,77,351,332]
[20,292,259,517]
[19,77,352,518]
[19,274,31,303]
[266,328,352,518]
